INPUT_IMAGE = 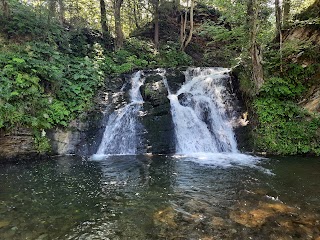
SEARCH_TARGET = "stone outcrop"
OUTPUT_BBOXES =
[282,24,320,114]
[0,128,37,160]
[283,25,320,45]
[140,70,184,154]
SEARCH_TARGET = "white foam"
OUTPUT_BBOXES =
[174,152,272,174]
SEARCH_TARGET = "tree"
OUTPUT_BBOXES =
[275,0,283,72]
[151,0,159,49]
[282,0,290,28]
[58,0,66,24]
[180,0,195,51]
[48,0,57,23]
[132,0,141,29]
[100,0,109,38]
[1,0,10,18]
[247,0,264,93]
[114,0,124,49]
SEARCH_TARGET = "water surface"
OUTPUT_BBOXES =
[0,155,319,239]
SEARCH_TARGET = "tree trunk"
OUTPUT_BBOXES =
[114,0,124,50]
[182,0,194,51]
[174,0,180,10]
[180,10,188,48]
[48,0,57,23]
[275,0,283,72]
[248,0,264,93]
[180,0,194,51]
[1,0,10,18]
[282,0,290,28]
[58,0,65,24]
[133,0,140,29]
[100,0,109,38]
[154,0,159,49]
[275,0,281,32]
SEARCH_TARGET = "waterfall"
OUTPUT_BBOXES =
[92,67,241,161]
[94,71,144,156]
[164,67,238,154]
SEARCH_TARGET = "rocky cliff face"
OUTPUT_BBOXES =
[0,128,37,160]
[140,69,186,154]
[282,24,320,114]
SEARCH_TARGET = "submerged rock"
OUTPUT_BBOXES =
[0,221,10,228]
[154,207,177,228]
[230,201,296,228]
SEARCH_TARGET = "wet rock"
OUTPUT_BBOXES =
[269,234,294,240]
[48,110,107,156]
[154,207,177,228]
[165,69,186,94]
[211,216,226,228]
[142,80,168,107]
[230,201,297,228]
[0,220,10,228]
[230,208,271,227]
[49,129,81,155]
[141,71,175,154]
[278,219,295,231]
[178,93,194,107]
[259,202,296,213]
[0,128,38,160]
[184,199,212,214]
[36,234,49,240]
[200,236,215,240]
[190,213,206,223]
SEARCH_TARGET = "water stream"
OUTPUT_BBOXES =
[94,71,145,156]
[165,68,238,154]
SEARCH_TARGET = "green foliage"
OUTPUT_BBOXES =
[199,0,273,66]
[0,0,65,42]
[33,132,51,154]
[200,22,246,66]
[295,0,320,21]
[156,42,193,67]
[98,40,192,76]
[265,39,319,79]
[0,42,103,133]
[259,77,305,99]
[124,37,155,61]
[254,77,320,155]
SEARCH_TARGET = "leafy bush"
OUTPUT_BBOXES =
[259,77,305,99]
[254,77,320,155]
[156,42,193,67]
[0,42,103,132]
[124,37,155,61]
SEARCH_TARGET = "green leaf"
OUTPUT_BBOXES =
[10,91,19,96]
[12,58,25,63]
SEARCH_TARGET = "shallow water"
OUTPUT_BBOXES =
[0,155,319,240]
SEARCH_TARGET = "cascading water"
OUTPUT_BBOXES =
[163,67,238,154]
[94,71,144,156]
[92,67,261,168]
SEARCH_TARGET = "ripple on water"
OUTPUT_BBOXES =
[0,155,319,239]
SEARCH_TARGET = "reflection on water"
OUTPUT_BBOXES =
[0,155,319,239]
